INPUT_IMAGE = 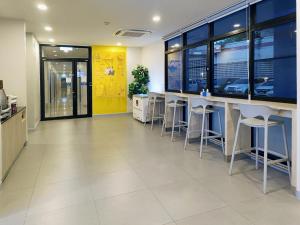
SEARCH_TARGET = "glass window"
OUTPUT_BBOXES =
[213,33,249,96]
[253,21,296,100]
[185,45,207,92]
[213,9,247,36]
[186,25,209,45]
[167,36,182,51]
[41,46,89,59]
[255,0,296,24]
[167,52,182,90]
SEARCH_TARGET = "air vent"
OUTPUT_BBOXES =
[114,29,152,37]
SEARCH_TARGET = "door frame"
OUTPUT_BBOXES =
[40,44,92,121]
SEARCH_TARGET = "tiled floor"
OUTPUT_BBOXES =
[0,115,299,225]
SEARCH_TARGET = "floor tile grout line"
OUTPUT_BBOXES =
[129,164,176,224]
[22,143,47,225]
[226,204,257,225]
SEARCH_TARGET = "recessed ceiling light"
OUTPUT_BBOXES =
[44,26,53,31]
[53,50,56,53]
[37,3,48,11]
[152,15,161,22]
[233,23,241,28]
[54,54,58,57]
[48,38,55,43]
[117,42,122,46]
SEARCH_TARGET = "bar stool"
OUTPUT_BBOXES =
[229,104,291,194]
[184,97,224,158]
[161,95,187,142]
[144,93,165,130]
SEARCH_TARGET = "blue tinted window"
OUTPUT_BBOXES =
[213,9,247,36]
[186,25,208,45]
[253,21,296,100]
[213,33,249,95]
[255,0,296,23]
[167,52,182,90]
[167,36,181,51]
[185,45,207,92]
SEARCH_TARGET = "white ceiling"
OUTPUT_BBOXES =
[0,0,239,47]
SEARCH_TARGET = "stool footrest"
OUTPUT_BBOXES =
[267,158,288,165]
[233,148,255,155]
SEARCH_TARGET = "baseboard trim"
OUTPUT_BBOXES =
[292,187,300,200]
[28,120,40,131]
[93,112,132,117]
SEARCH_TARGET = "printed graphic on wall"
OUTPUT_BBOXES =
[92,46,127,114]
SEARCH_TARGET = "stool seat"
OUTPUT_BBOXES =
[184,97,224,157]
[191,107,214,114]
[229,104,291,194]
[240,118,280,128]
[149,99,164,103]
[144,94,165,130]
[161,95,187,142]
[167,102,186,108]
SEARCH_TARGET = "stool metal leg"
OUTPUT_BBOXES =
[184,110,192,150]
[151,100,156,130]
[200,108,206,158]
[255,127,259,169]
[281,124,291,181]
[217,111,225,153]
[179,107,181,136]
[158,102,161,126]
[229,116,241,175]
[263,123,269,194]
[144,99,151,127]
[171,105,177,142]
[205,115,208,146]
[161,114,166,136]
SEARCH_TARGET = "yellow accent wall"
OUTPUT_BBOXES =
[92,46,127,115]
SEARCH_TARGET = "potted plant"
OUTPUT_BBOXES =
[128,65,150,100]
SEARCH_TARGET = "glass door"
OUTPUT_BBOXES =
[76,62,88,116]
[44,61,74,118]
[40,45,92,120]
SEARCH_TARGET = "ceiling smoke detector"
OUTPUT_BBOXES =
[114,29,152,37]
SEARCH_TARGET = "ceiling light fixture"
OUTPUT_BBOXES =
[152,15,161,22]
[233,23,241,28]
[44,26,53,31]
[37,3,48,11]
[48,38,55,43]
[117,42,122,46]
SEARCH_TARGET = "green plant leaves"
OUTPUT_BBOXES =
[128,65,150,99]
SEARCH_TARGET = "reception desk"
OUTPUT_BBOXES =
[155,92,298,193]
[0,107,27,182]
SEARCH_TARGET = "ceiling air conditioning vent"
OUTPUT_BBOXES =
[114,29,152,37]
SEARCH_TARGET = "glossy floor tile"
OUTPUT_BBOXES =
[0,116,295,225]
[95,190,172,225]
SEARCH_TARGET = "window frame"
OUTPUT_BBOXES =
[164,0,297,103]
[182,29,210,94]
[211,30,250,99]
[249,3,296,103]
[165,36,184,92]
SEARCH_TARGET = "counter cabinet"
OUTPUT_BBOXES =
[0,107,27,181]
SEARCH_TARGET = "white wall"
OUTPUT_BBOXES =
[127,47,142,112]
[141,40,165,92]
[0,19,26,106]
[26,33,40,129]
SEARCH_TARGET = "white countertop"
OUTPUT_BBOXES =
[155,92,297,111]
